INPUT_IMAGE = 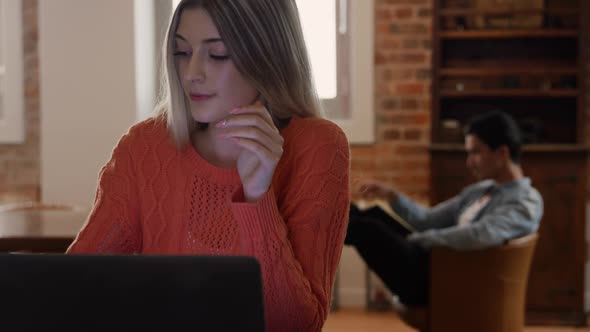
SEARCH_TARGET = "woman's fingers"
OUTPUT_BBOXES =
[221,125,283,156]
[233,137,281,166]
[219,102,276,131]
[215,102,284,158]
[217,113,282,144]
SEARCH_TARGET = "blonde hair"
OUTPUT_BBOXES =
[155,0,322,148]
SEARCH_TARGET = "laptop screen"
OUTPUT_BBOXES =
[0,254,266,332]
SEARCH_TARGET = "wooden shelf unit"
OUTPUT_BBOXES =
[439,8,577,16]
[440,89,578,98]
[432,0,588,326]
[439,67,578,76]
[440,29,578,39]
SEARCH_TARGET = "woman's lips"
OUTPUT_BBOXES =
[190,93,215,102]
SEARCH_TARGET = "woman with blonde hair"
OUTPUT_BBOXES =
[67,0,350,331]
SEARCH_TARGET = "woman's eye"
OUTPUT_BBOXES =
[210,54,230,61]
[173,50,190,57]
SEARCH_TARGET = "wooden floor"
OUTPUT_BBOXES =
[323,309,590,332]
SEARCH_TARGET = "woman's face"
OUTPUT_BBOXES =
[174,7,258,124]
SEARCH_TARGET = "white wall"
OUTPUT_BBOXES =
[134,0,156,121]
[338,247,368,307]
[39,0,138,207]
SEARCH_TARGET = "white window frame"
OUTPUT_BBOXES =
[333,0,374,144]
[0,0,25,143]
[293,0,375,144]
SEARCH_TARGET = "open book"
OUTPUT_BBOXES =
[350,199,416,236]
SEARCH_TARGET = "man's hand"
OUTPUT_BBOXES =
[357,180,398,204]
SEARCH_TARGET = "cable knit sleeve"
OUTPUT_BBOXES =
[230,119,350,332]
[67,127,142,254]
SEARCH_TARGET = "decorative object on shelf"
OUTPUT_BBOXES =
[441,119,463,143]
[455,16,467,30]
[500,76,520,89]
[474,0,544,29]
[557,76,577,90]
[519,118,543,144]
[539,78,552,91]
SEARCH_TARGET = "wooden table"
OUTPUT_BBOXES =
[0,209,88,253]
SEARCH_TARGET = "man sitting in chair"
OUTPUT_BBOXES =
[344,111,543,307]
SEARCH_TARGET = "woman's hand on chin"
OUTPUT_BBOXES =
[215,102,283,202]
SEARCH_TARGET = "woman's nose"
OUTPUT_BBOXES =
[185,54,205,83]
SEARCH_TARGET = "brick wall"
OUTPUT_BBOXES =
[351,0,433,203]
[0,0,40,203]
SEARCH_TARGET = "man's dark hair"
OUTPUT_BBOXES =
[464,111,523,163]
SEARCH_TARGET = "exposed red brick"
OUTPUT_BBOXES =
[417,7,432,17]
[395,8,413,19]
[394,144,429,155]
[395,53,427,64]
[402,39,420,49]
[377,23,390,35]
[379,159,403,170]
[416,68,432,80]
[381,98,400,110]
[351,159,378,172]
[420,98,432,110]
[396,83,426,95]
[378,38,401,50]
[391,174,429,188]
[389,23,429,35]
[401,159,430,171]
[351,146,378,158]
[380,0,428,5]
[383,129,401,140]
[380,68,393,81]
[5,0,452,207]
[375,52,388,65]
[387,69,414,80]
[404,129,423,140]
[400,98,419,110]
[376,82,390,95]
[376,10,393,21]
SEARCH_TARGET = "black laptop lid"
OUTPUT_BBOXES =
[0,254,266,332]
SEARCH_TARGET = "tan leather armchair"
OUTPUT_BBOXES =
[396,233,538,332]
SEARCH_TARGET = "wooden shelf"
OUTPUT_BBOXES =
[439,8,577,16]
[440,29,578,39]
[440,89,578,98]
[439,67,578,77]
[430,144,590,154]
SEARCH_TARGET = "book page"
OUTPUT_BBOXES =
[353,199,416,233]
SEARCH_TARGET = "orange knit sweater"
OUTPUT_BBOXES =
[67,115,350,332]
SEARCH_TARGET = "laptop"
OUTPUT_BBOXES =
[0,254,266,332]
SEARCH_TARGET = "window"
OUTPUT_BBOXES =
[0,0,25,143]
[296,0,374,144]
[297,0,347,120]
[169,0,374,143]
